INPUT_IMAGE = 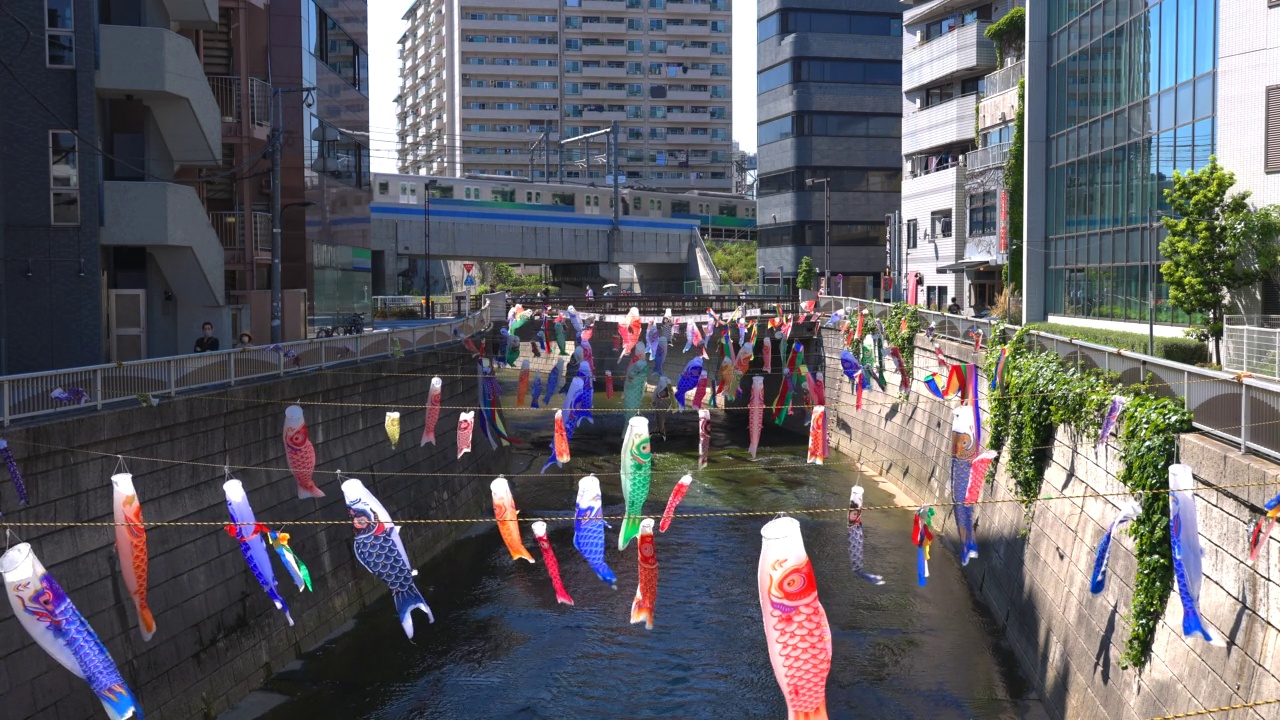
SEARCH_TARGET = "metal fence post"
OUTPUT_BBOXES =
[3,381,10,427]
[229,353,236,386]
[278,351,285,377]
[1183,370,1189,410]
[94,369,102,410]
[320,339,328,369]
[168,360,177,397]
[1241,383,1250,453]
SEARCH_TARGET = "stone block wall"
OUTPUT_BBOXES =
[818,327,1280,720]
[0,336,506,720]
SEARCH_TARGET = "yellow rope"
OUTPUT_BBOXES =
[1143,697,1280,719]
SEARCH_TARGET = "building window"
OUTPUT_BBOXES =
[49,131,79,225]
[312,3,367,93]
[968,190,999,236]
[906,219,918,249]
[930,210,953,239]
[1268,85,1280,173]
[46,0,74,68]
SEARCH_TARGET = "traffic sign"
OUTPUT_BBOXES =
[463,263,475,274]
[464,275,476,286]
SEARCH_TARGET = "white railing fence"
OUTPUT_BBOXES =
[821,297,1280,461]
[0,304,490,427]
[1224,316,1280,379]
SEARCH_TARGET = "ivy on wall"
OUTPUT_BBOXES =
[982,331,1192,669]
[885,303,922,388]
[1004,79,1026,292]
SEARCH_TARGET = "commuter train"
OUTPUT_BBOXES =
[372,172,756,240]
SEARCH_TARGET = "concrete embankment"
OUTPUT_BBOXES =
[819,328,1280,720]
[0,336,506,720]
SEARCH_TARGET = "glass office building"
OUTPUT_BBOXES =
[1041,0,1215,324]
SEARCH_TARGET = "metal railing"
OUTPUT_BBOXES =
[965,141,1011,171]
[822,296,1280,461]
[1224,316,1280,378]
[983,60,1024,97]
[209,211,272,254]
[0,304,490,427]
[207,76,271,128]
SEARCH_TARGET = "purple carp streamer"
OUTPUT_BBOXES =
[1097,395,1127,448]
[748,376,765,458]
[574,475,617,588]
[2,543,142,720]
[224,479,293,625]
[343,478,435,639]
[1089,498,1142,594]
[949,407,981,565]
[1169,464,1222,645]
[0,439,28,506]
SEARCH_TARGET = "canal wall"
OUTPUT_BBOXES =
[0,336,506,720]
[819,328,1280,720]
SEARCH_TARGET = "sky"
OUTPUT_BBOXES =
[367,0,758,173]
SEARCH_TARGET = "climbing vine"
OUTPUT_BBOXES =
[884,303,922,386]
[982,331,1193,670]
[1004,78,1025,292]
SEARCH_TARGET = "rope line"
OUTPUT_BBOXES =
[1143,697,1280,719]
[0,480,1273,529]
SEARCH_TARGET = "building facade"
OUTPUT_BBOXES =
[899,0,1018,313]
[754,0,904,296]
[1024,0,1218,328]
[0,0,370,374]
[394,0,734,192]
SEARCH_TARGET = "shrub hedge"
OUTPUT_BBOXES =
[1026,322,1208,365]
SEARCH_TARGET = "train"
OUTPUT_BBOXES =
[372,172,756,241]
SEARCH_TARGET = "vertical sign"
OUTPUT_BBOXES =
[998,188,1010,253]
[907,272,919,306]
[463,262,476,287]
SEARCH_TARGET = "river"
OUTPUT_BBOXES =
[247,399,1046,720]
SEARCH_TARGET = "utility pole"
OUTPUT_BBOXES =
[269,85,316,344]
[425,178,437,317]
[805,177,831,293]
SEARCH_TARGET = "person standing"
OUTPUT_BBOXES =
[946,297,961,315]
[194,322,220,352]
[586,286,594,299]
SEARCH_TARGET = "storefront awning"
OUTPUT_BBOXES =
[937,259,994,273]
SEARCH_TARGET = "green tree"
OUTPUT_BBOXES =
[1159,156,1259,360]
[707,240,759,286]
[796,256,816,291]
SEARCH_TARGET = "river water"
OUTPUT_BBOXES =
[253,401,1046,720]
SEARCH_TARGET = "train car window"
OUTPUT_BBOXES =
[671,200,690,214]
[465,187,472,199]
[718,204,737,217]
[633,197,641,211]
[493,188,516,203]
[377,181,389,196]
[648,199,655,210]
[525,191,534,203]
[430,184,454,199]
[535,192,542,203]
[551,192,575,206]
[656,200,663,211]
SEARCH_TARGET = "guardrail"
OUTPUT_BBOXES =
[1224,318,1280,379]
[0,304,490,427]
[983,60,1024,97]
[821,296,1280,461]
[965,141,1011,171]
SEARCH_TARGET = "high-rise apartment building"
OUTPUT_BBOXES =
[0,0,370,373]
[898,0,1018,312]
[394,0,734,191]
[755,0,904,297]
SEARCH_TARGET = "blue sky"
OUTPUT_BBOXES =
[367,0,758,172]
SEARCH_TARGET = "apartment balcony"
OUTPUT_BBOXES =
[465,86,559,98]
[978,61,1024,130]
[587,22,631,34]
[577,88,628,100]
[659,134,713,145]
[462,64,558,76]
[663,45,712,59]
[964,142,1011,171]
[459,19,545,31]
[97,25,222,166]
[665,1,724,14]
[667,90,711,101]
[461,41,556,54]
[210,210,271,265]
[902,21,996,92]
[581,0,627,10]
[579,66,630,78]
[463,108,559,120]
[160,0,217,28]
[100,181,226,312]
[581,44,626,56]
[666,24,710,36]
[902,93,978,155]
[584,109,628,122]
[207,76,271,140]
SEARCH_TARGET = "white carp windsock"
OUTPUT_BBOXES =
[112,473,155,642]
[698,409,711,470]
[748,376,765,459]
[1169,464,1222,645]
[283,405,324,499]
[457,411,475,459]
[758,516,832,719]
[385,412,401,449]
[224,479,293,626]
[342,478,434,639]
[421,377,443,446]
[2,543,142,720]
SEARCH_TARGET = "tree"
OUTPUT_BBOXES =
[707,240,758,286]
[796,256,816,292]
[1159,157,1261,361]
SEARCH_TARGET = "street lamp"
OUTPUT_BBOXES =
[424,178,438,318]
[1147,208,1173,355]
[805,177,831,293]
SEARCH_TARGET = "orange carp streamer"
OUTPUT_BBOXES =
[112,473,156,642]
[659,475,693,533]
[491,477,535,563]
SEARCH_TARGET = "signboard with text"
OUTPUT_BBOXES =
[998,188,1010,253]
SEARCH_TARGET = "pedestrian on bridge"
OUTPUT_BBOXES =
[586,286,594,299]
[194,322,220,353]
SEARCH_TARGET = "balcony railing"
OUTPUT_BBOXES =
[983,60,1024,97]
[207,76,271,128]
[965,141,1011,171]
[210,210,272,255]
[903,21,995,91]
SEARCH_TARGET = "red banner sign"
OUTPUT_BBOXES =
[998,189,1010,253]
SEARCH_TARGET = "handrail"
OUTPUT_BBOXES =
[0,303,491,427]
[821,296,1280,461]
